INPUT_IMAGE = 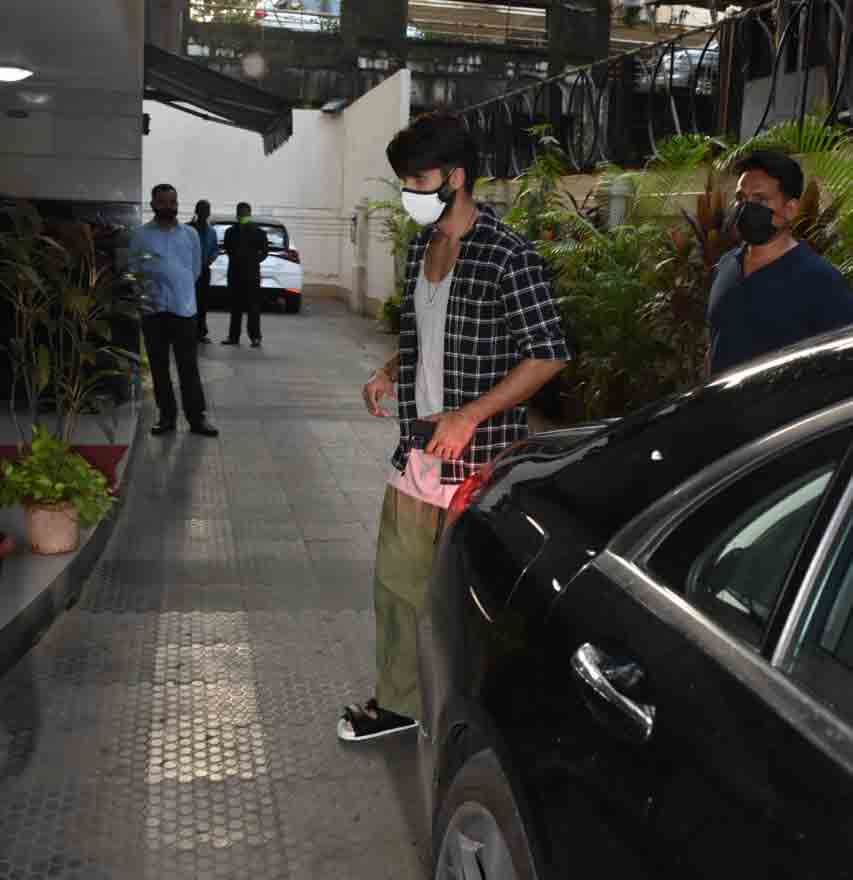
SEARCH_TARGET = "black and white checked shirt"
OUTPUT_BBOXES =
[391,204,572,484]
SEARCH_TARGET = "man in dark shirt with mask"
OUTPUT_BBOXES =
[707,150,853,376]
[221,202,269,348]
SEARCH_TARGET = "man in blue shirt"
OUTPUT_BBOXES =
[130,183,219,437]
[707,150,853,376]
[189,199,219,345]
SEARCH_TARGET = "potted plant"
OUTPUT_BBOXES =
[0,425,114,554]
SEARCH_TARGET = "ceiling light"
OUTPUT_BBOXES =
[18,91,50,105]
[0,67,34,83]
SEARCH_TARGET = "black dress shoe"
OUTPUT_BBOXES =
[151,420,176,436]
[221,339,240,346]
[250,339,262,348]
[189,419,219,438]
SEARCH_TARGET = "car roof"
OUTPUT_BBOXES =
[506,325,853,547]
[210,215,286,228]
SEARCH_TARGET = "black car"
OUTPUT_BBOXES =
[419,328,853,880]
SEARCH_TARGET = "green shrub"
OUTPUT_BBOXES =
[543,220,675,417]
[378,288,403,334]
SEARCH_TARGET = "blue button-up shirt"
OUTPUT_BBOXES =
[201,226,218,265]
[129,221,202,317]
[190,223,219,266]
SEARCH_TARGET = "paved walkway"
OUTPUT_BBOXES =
[0,300,430,880]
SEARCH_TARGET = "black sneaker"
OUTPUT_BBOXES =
[336,699,418,743]
[189,419,219,438]
[151,420,176,436]
[221,339,240,346]
[250,339,262,348]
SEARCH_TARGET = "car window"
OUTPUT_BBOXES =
[781,491,853,724]
[646,430,851,647]
[260,226,288,250]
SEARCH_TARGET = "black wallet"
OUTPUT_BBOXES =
[411,419,436,446]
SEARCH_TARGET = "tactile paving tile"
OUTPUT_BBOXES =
[0,302,427,880]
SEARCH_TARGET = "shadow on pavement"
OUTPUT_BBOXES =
[362,730,431,877]
[0,653,41,784]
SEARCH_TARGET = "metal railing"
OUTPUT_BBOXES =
[407,0,548,48]
[460,0,852,175]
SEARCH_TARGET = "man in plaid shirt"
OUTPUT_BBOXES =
[338,112,571,742]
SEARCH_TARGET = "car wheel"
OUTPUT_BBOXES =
[284,293,302,314]
[434,748,539,880]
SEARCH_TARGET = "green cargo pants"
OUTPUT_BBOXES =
[374,485,445,721]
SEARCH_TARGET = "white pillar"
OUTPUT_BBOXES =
[350,198,370,315]
[608,175,635,228]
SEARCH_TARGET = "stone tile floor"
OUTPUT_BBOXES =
[0,299,430,880]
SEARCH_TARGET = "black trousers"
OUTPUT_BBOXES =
[142,313,207,424]
[196,266,211,339]
[228,283,262,342]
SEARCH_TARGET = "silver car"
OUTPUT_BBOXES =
[635,45,719,95]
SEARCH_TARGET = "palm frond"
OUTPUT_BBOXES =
[717,116,853,172]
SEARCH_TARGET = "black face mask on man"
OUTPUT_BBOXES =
[734,201,781,246]
[153,207,178,222]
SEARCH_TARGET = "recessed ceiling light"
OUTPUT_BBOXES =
[19,91,50,105]
[0,67,34,83]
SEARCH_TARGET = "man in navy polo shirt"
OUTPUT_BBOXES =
[707,150,853,376]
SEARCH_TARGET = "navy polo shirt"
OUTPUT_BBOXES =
[707,243,853,375]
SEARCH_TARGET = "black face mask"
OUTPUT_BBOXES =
[154,208,178,222]
[735,201,779,246]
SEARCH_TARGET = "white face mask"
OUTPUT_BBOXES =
[400,174,455,226]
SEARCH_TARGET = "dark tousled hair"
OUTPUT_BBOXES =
[194,200,211,231]
[151,183,177,200]
[386,112,479,194]
[735,150,805,201]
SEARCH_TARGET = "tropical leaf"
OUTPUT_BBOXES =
[717,117,853,174]
[12,201,43,238]
[91,320,112,340]
[63,289,93,315]
[14,262,49,294]
[35,344,51,392]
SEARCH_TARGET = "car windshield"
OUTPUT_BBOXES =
[260,226,289,250]
[212,223,289,251]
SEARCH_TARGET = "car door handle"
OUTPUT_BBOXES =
[571,643,656,744]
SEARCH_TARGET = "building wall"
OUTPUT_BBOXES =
[342,69,412,314]
[146,0,184,55]
[740,68,830,142]
[0,0,144,209]
[142,69,412,310]
[142,104,349,289]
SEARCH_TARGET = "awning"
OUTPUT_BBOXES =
[144,44,293,155]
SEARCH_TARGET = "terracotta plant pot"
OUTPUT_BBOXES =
[24,502,80,555]
[0,533,16,560]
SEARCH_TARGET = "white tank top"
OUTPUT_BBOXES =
[388,262,458,509]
